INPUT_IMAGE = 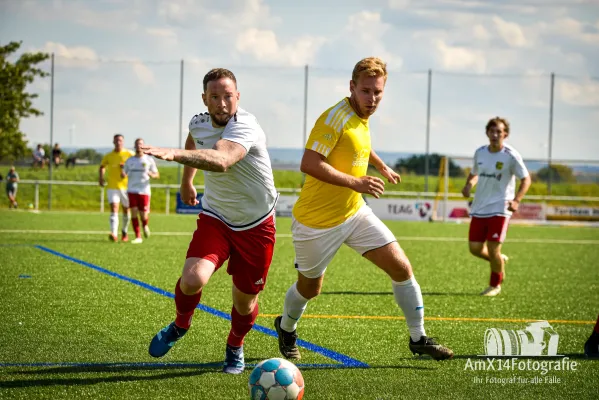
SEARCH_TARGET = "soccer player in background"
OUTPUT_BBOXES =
[143,68,278,374]
[99,134,134,242]
[6,166,19,208]
[461,117,531,296]
[584,314,599,358]
[274,57,454,361]
[122,138,159,244]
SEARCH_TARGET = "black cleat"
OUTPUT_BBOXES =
[274,315,301,360]
[584,332,599,358]
[409,336,454,361]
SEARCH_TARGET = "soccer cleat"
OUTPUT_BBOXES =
[584,332,599,358]
[223,344,245,374]
[143,225,151,238]
[409,336,454,361]
[501,254,509,263]
[274,315,301,360]
[132,237,143,244]
[480,285,502,296]
[108,233,118,242]
[148,322,187,358]
[121,232,129,243]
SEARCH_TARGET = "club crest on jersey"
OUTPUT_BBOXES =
[322,133,333,142]
[495,161,504,170]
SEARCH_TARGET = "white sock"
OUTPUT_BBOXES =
[122,213,130,234]
[392,276,426,342]
[280,282,309,332]
[110,213,118,235]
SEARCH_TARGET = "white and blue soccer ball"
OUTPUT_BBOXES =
[248,357,305,400]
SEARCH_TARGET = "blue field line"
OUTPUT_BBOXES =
[0,361,351,369]
[33,245,369,369]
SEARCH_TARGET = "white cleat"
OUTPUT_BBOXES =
[480,285,501,296]
[132,237,143,244]
[143,225,151,238]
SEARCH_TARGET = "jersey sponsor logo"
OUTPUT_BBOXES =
[480,172,501,181]
[495,161,504,170]
[352,148,369,167]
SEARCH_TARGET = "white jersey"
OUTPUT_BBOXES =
[470,144,529,217]
[188,107,277,230]
[124,154,158,195]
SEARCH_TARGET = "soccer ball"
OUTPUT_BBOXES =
[248,357,304,400]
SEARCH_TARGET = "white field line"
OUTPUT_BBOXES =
[0,229,597,245]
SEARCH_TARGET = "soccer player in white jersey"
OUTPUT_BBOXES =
[142,68,278,374]
[274,57,453,361]
[122,138,159,244]
[461,117,531,296]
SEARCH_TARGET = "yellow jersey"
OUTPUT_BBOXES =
[101,150,133,190]
[293,98,371,228]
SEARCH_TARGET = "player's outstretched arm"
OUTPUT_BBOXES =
[98,165,106,187]
[301,149,385,198]
[369,149,400,184]
[141,139,246,173]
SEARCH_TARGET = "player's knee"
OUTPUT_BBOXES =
[297,278,322,299]
[469,243,484,256]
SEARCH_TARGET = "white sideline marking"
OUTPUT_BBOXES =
[0,229,597,245]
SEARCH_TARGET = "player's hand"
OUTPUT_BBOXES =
[352,176,385,198]
[180,181,199,206]
[508,199,520,212]
[99,178,105,187]
[141,145,175,161]
[461,184,471,198]
[378,164,401,184]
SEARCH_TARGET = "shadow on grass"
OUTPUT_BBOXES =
[319,291,478,297]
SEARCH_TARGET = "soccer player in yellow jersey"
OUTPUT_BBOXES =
[99,134,134,242]
[274,57,454,361]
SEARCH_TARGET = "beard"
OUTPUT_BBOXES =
[210,112,234,127]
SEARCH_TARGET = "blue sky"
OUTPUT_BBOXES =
[1,0,598,161]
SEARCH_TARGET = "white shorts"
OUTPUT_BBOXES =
[292,204,397,279]
[107,189,129,208]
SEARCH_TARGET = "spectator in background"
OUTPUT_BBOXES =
[52,144,62,167]
[33,144,46,169]
[6,166,19,208]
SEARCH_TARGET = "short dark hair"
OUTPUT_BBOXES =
[485,117,510,137]
[114,133,124,140]
[203,68,237,92]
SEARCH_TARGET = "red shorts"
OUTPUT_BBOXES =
[186,213,276,295]
[128,193,150,212]
[469,216,509,243]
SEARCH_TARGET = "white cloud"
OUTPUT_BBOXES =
[145,28,178,46]
[236,29,325,67]
[472,24,491,41]
[433,39,486,72]
[557,79,599,106]
[39,42,99,68]
[492,16,528,47]
[132,62,155,85]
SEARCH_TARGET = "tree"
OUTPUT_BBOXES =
[394,153,465,177]
[536,164,576,183]
[0,41,49,162]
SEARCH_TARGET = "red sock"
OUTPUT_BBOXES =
[142,216,149,227]
[594,315,599,334]
[227,304,259,347]
[132,217,140,238]
[174,278,202,329]
[490,272,503,287]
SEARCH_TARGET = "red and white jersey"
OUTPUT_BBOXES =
[470,144,529,218]
[188,107,277,230]
[124,154,158,195]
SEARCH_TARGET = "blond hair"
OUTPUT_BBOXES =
[486,117,510,137]
[351,57,387,83]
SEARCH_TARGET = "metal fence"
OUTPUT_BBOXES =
[19,55,599,208]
